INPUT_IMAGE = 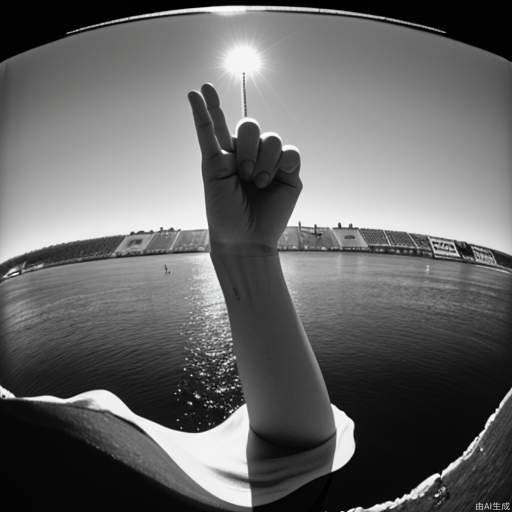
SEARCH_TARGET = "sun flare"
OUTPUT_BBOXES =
[223,45,262,76]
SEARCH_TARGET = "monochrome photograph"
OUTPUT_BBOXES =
[1,4,511,511]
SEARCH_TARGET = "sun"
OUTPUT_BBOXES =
[223,45,262,76]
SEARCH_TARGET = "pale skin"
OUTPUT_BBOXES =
[188,83,335,450]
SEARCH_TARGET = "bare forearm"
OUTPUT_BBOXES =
[188,83,330,449]
[211,246,335,449]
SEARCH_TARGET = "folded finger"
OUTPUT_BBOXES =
[236,118,260,181]
[253,132,283,189]
[275,145,302,189]
[278,145,301,174]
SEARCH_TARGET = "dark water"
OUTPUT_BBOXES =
[1,253,511,509]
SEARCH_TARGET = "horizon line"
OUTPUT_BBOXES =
[2,223,511,265]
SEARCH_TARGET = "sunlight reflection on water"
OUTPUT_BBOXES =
[1,252,511,506]
[173,256,243,431]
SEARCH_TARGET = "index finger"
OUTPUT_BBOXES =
[188,90,223,160]
[201,83,234,152]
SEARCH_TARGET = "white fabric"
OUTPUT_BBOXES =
[20,390,355,507]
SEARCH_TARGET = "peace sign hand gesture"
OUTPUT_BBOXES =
[188,83,302,252]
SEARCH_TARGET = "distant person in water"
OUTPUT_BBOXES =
[164,263,170,275]
[1,83,355,509]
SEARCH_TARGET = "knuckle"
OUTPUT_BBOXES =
[283,144,300,158]
[262,132,282,148]
[236,118,260,135]
[281,154,300,172]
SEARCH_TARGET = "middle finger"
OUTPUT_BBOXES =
[201,83,234,152]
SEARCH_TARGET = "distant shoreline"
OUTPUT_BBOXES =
[2,225,511,281]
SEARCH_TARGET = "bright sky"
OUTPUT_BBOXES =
[0,11,511,262]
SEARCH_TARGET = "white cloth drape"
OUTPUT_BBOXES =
[19,389,355,507]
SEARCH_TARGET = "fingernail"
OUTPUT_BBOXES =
[240,160,254,180]
[255,172,270,188]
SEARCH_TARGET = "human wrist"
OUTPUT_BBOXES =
[209,240,278,258]
[209,242,282,305]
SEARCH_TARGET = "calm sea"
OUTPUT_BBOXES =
[1,253,511,509]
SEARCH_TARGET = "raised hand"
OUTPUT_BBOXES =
[188,83,302,250]
[188,84,337,452]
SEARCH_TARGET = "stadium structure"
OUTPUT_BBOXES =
[1,224,511,280]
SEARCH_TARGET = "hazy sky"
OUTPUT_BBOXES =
[1,11,511,262]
